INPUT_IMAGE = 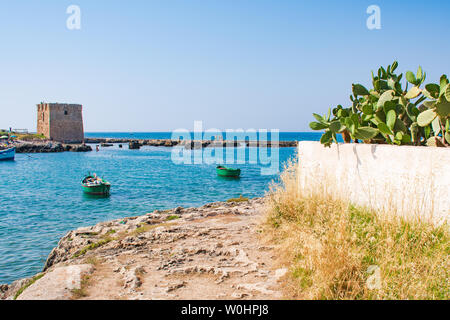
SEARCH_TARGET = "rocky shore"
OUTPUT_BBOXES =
[13,141,92,153]
[7,139,296,154]
[0,198,286,300]
[85,138,297,149]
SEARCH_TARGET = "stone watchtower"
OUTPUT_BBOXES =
[37,103,84,143]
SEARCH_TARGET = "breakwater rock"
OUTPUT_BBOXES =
[85,138,297,149]
[13,141,92,153]
[128,141,141,149]
[86,138,179,147]
[1,198,286,300]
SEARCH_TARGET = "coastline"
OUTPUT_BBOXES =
[1,138,293,285]
[84,138,298,148]
[12,141,92,153]
[8,138,297,154]
[0,197,286,300]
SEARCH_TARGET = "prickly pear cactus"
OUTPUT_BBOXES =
[309,62,449,147]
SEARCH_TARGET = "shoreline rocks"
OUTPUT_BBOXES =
[13,141,92,153]
[85,138,297,149]
[128,141,141,149]
[0,197,283,300]
[8,138,297,155]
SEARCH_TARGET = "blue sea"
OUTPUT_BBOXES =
[0,132,324,284]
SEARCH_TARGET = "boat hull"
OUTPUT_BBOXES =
[216,166,241,177]
[82,183,111,195]
[0,147,15,161]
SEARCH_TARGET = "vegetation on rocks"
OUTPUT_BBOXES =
[166,215,181,221]
[310,62,450,147]
[14,133,46,141]
[72,238,112,259]
[265,160,449,299]
[70,275,91,299]
[0,131,46,141]
[227,195,249,203]
[13,273,45,300]
[132,223,163,236]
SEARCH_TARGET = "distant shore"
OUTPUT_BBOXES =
[7,137,297,154]
[85,138,298,148]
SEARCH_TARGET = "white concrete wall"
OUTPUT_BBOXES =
[298,141,449,224]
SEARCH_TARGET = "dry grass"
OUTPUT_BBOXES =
[264,159,449,300]
[84,256,101,266]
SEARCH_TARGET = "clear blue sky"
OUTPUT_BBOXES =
[0,0,449,132]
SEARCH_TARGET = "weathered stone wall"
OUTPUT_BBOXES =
[36,104,50,138]
[37,103,84,143]
[298,141,449,225]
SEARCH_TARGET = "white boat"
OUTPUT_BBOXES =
[0,147,15,161]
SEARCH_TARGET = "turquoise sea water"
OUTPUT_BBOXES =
[0,132,327,284]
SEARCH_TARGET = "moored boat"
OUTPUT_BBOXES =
[82,174,111,195]
[0,147,15,161]
[216,165,241,177]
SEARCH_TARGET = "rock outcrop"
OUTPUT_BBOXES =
[17,265,94,300]
[13,141,92,153]
[128,141,141,149]
[2,198,286,300]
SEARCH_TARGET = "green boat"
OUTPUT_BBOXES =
[216,166,241,177]
[82,174,111,195]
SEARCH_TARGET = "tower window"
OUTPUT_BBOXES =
[64,110,68,115]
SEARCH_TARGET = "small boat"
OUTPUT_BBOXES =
[216,166,241,177]
[0,147,15,161]
[82,174,111,195]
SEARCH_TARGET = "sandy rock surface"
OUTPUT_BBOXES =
[17,265,94,300]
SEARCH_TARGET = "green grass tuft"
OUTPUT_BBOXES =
[227,195,249,203]
[14,274,45,300]
[71,275,91,299]
[72,239,112,258]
